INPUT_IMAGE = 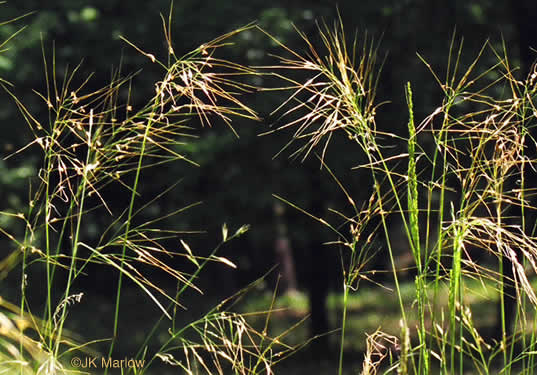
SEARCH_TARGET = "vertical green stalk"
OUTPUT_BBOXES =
[53,109,95,357]
[353,121,415,372]
[522,153,537,374]
[43,159,53,336]
[448,205,463,375]
[338,282,350,375]
[41,45,55,343]
[406,82,420,271]
[36,141,54,348]
[105,96,158,365]
[406,82,429,374]
[430,97,453,375]
[353,91,424,373]
[491,153,510,373]
[18,188,37,374]
[512,105,528,374]
[40,46,70,346]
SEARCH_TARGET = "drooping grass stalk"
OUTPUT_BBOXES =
[2,17,284,373]
[99,22,261,365]
[7,10,537,375]
[262,21,422,372]
[134,224,250,361]
[265,19,537,375]
[136,244,295,375]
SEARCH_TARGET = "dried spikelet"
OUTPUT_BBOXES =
[361,329,399,375]
[260,20,382,162]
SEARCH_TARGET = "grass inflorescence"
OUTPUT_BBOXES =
[265,20,537,375]
[0,11,292,375]
[2,7,537,375]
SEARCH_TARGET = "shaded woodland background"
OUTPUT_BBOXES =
[2,0,537,368]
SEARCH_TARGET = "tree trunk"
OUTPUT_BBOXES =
[274,201,298,293]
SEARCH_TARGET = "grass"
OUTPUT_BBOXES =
[263,19,537,375]
[239,277,512,346]
[236,276,532,374]
[2,6,537,375]
[0,9,292,375]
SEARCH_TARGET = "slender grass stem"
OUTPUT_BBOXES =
[338,271,350,375]
[406,82,429,374]
[106,109,155,366]
[53,109,95,358]
[448,209,463,375]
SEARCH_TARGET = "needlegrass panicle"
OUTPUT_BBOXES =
[265,20,537,375]
[1,12,288,375]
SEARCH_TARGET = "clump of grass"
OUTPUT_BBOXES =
[265,18,537,375]
[0,10,291,375]
[4,7,537,375]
